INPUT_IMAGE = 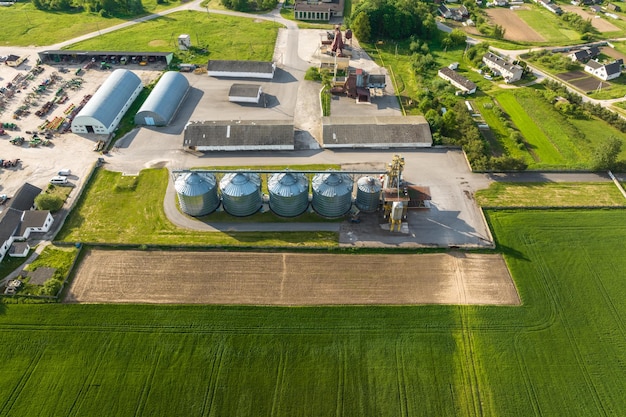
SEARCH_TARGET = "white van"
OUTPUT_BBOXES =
[50,176,68,185]
[58,169,71,176]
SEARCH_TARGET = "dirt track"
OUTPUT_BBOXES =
[66,250,520,305]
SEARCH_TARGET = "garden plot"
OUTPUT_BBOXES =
[486,8,545,42]
[561,5,620,32]
[66,250,520,305]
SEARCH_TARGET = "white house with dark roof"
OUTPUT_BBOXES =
[534,0,563,14]
[183,120,294,151]
[482,52,523,83]
[568,46,601,62]
[207,60,276,79]
[438,4,470,21]
[0,183,53,262]
[321,116,432,149]
[438,67,477,95]
[584,60,622,81]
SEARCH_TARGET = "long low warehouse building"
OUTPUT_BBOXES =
[322,116,433,148]
[72,69,143,135]
[183,120,294,151]
[135,71,190,126]
[207,60,276,79]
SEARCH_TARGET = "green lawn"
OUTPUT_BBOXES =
[66,11,280,64]
[56,168,337,247]
[476,182,626,207]
[492,89,626,169]
[0,0,179,47]
[2,209,626,415]
[494,90,568,167]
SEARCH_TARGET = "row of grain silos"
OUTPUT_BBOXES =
[175,171,383,218]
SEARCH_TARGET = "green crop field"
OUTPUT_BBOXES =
[0,0,177,47]
[66,11,280,63]
[516,8,581,43]
[56,168,337,247]
[1,209,626,415]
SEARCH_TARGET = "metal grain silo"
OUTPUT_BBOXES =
[268,172,309,217]
[219,172,262,217]
[355,176,382,212]
[175,172,219,216]
[311,171,353,218]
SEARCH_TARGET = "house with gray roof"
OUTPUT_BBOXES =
[72,69,143,135]
[584,60,622,81]
[183,120,294,151]
[568,46,601,63]
[0,183,53,262]
[438,67,477,95]
[482,52,523,83]
[207,60,276,79]
[321,116,432,149]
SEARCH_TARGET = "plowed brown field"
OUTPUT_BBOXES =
[66,250,520,305]
[486,8,545,42]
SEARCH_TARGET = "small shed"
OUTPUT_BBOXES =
[228,84,263,104]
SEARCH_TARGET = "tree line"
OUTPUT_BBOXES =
[32,0,144,16]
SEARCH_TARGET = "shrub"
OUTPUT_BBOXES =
[35,194,64,212]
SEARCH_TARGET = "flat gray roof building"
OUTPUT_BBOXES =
[183,120,294,151]
[322,116,432,148]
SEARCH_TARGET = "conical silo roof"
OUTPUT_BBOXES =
[175,172,214,196]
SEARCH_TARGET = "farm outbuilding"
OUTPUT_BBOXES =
[183,120,294,151]
[135,71,189,126]
[207,60,276,79]
[228,84,263,104]
[72,69,143,135]
[321,116,432,148]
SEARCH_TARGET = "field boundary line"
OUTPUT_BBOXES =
[134,348,163,416]
[0,350,45,416]
[270,350,286,417]
[204,343,226,417]
[66,338,113,417]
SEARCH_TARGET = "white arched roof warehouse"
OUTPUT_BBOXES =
[134,71,190,126]
[71,69,143,135]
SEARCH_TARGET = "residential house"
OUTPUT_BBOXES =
[438,4,469,21]
[0,183,53,262]
[608,3,622,12]
[584,60,622,81]
[482,52,524,83]
[438,67,477,94]
[568,46,601,62]
[534,0,563,14]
